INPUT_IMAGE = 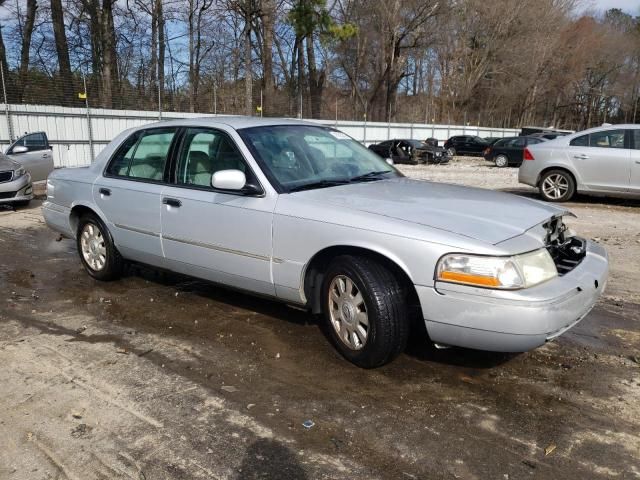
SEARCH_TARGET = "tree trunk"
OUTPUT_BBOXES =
[100,0,117,108]
[306,35,324,119]
[244,19,252,116]
[17,0,37,102]
[157,0,165,111]
[260,0,275,115]
[51,0,74,103]
[188,0,195,112]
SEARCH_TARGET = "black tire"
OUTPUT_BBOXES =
[76,213,124,281]
[494,155,509,168]
[321,255,409,368]
[539,169,575,202]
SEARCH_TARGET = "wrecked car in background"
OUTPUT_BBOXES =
[42,117,608,368]
[368,139,450,165]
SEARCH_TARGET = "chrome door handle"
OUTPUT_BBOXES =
[99,187,111,196]
[636,160,640,164]
[573,154,589,159]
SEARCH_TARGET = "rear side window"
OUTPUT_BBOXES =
[589,129,625,149]
[570,134,589,147]
[106,128,176,181]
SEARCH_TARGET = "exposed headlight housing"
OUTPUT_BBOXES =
[13,166,25,179]
[436,248,557,290]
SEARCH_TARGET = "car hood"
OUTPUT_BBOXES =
[0,154,20,171]
[292,178,568,245]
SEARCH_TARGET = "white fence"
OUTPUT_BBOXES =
[0,103,519,168]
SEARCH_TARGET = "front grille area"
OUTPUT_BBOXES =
[0,171,13,183]
[548,237,586,276]
[0,191,16,199]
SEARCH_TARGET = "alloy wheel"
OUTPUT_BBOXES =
[328,275,369,350]
[80,223,107,271]
[542,173,569,200]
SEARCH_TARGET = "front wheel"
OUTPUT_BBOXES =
[77,214,124,281]
[539,169,575,202]
[446,147,456,157]
[321,255,409,368]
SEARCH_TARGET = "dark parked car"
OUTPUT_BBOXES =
[483,136,546,167]
[368,139,449,165]
[443,135,488,156]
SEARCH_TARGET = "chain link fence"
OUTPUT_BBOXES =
[0,67,519,167]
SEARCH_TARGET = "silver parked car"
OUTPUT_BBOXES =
[42,118,608,367]
[6,131,55,182]
[0,154,33,206]
[519,124,640,202]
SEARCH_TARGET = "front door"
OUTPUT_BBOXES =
[160,127,276,296]
[7,132,54,181]
[567,129,630,192]
[93,127,177,264]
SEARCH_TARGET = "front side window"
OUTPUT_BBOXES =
[589,129,626,149]
[633,129,640,150]
[11,132,48,152]
[106,128,175,181]
[175,128,251,188]
[239,125,399,192]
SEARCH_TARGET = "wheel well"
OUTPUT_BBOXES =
[69,205,98,234]
[537,167,576,188]
[303,246,421,318]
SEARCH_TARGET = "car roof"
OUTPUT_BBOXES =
[135,116,319,131]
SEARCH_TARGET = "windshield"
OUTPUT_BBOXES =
[406,139,425,148]
[238,125,400,192]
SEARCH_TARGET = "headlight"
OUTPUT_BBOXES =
[436,248,557,290]
[13,166,25,179]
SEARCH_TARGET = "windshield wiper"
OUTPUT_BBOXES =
[349,170,392,182]
[288,179,350,193]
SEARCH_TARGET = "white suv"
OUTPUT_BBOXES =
[519,124,640,202]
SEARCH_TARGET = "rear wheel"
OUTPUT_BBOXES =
[539,169,575,202]
[76,214,124,280]
[321,255,409,368]
[495,155,509,168]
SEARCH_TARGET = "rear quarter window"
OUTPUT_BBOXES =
[570,134,589,147]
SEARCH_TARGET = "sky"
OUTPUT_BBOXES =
[585,0,640,14]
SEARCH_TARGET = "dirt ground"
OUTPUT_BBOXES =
[1,160,639,479]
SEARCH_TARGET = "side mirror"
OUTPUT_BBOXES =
[12,145,28,154]
[211,169,247,191]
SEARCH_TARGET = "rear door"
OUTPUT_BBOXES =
[502,137,525,163]
[6,132,54,181]
[567,129,630,192]
[93,127,177,264]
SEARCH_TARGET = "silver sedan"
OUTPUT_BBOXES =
[42,118,608,367]
[519,124,640,202]
[0,154,33,206]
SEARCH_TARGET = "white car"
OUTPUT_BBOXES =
[519,124,640,202]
